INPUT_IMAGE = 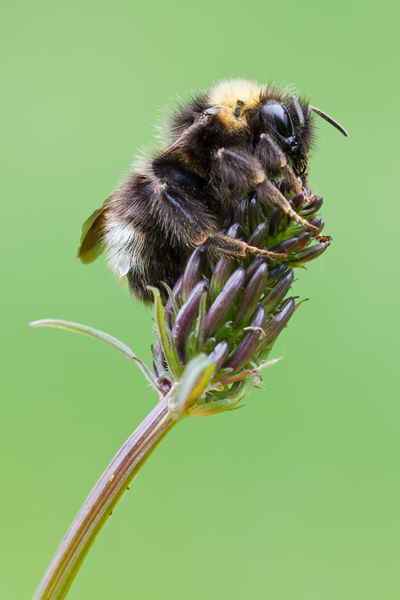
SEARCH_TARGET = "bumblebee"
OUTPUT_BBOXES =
[78,79,347,302]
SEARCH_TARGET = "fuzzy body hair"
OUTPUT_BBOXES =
[79,79,321,303]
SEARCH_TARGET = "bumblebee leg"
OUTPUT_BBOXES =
[159,112,213,157]
[280,164,320,207]
[210,147,265,204]
[206,233,286,259]
[257,179,319,235]
[256,134,302,194]
[254,134,318,234]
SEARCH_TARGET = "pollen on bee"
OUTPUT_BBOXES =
[208,79,263,110]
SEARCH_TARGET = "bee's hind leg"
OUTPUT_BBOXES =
[205,233,286,260]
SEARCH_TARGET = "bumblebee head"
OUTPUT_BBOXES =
[260,93,348,177]
[260,95,311,177]
[205,80,348,177]
[168,79,348,182]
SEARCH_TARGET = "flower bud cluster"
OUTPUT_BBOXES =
[150,180,330,419]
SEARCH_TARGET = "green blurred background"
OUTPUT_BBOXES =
[2,0,399,598]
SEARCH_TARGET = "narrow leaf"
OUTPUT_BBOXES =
[29,319,162,395]
[171,354,216,419]
[148,287,183,380]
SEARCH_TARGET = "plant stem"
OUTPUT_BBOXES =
[32,391,177,600]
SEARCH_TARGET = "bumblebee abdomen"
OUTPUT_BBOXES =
[103,161,218,302]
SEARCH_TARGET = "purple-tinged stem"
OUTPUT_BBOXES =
[32,392,177,600]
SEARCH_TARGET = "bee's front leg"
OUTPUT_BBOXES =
[256,179,319,235]
[255,134,319,236]
[256,133,302,194]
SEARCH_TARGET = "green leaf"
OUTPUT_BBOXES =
[148,287,183,381]
[171,353,216,419]
[29,319,162,395]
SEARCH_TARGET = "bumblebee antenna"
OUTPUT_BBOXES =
[309,105,349,137]
[290,95,305,127]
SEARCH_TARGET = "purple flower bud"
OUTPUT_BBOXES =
[233,263,269,329]
[181,245,207,301]
[226,222,241,239]
[267,261,289,284]
[165,275,183,329]
[172,279,209,364]
[247,222,267,249]
[295,231,311,250]
[209,223,240,302]
[291,242,330,264]
[258,297,295,350]
[208,339,230,371]
[267,208,282,237]
[261,269,294,312]
[209,258,235,303]
[248,195,261,233]
[173,275,184,302]
[279,179,289,196]
[245,255,266,283]
[203,267,246,340]
[300,196,323,216]
[309,217,325,234]
[224,305,266,372]
[233,198,247,228]
[290,192,305,213]
[270,237,299,255]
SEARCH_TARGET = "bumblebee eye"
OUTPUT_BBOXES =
[263,103,293,139]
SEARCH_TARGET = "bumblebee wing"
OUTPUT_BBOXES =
[77,196,111,264]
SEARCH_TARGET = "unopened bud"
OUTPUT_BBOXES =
[181,246,207,301]
[300,196,323,216]
[290,192,305,213]
[270,237,299,255]
[247,222,267,249]
[291,242,329,265]
[309,217,325,235]
[259,297,295,350]
[245,255,266,281]
[224,305,266,372]
[279,179,289,196]
[233,263,269,330]
[267,262,289,284]
[261,269,294,312]
[203,268,246,340]
[208,339,230,371]
[233,198,247,228]
[248,195,261,233]
[209,224,240,302]
[165,275,183,329]
[295,231,310,250]
[267,208,282,237]
[172,280,209,364]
